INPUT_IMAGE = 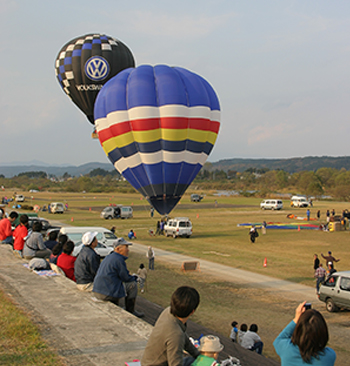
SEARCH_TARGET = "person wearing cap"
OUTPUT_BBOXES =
[141,286,200,366]
[92,237,144,318]
[191,335,224,366]
[74,231,100,292]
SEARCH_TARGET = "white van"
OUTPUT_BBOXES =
[100,205,133,219]
[59,226,117,247]
[50,202,65,214]
[291,196,309,208]
[260,199,283,210]
[164,217,192,238]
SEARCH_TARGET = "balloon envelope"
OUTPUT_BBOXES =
[94,65,220,214]
[55,33,135,124]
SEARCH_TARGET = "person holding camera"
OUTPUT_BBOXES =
[273,301,336,365]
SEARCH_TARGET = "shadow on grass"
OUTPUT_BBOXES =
[285,276,311,283]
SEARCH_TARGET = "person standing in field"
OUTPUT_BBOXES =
[147,246,155,270]
[321,251,340,267]
[314,263,326,293]
[313,254,320,272]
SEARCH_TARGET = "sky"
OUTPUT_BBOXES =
[1,0,350,166]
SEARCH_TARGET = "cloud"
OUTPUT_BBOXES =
[121,10,236,39]
[247,122,293,146]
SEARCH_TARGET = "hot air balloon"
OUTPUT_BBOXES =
[54,33,135,124]
[94,65,220,215]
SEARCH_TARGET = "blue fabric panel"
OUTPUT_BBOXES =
[177,162,202,184]
[82,43,92,50]
[92,39,102,44]
[200,76,220,111]
[126,165,151,189]
[143,162,164,186]
[127,65,158,108]
[59,65,65,74]
[122,169,142,190]
[164,163,182,188]
[64,57,72,65]
[94,69,131,119]
[107,147,123,165]
[153,65,188,107]
[72,49,81,57]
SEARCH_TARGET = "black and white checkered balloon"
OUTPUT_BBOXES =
[55,34,135,124]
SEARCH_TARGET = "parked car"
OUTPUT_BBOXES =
[291,196,309,208]
[59,226,117,247]
[50,202,65,214]
[100,205,133,219]
[318,271,350,312]
[164,217,192,238]
[28,217,59,233]
[72,241,113,258]
[15,194,25,202]
[260,199,283,210]
[190,194,203,202]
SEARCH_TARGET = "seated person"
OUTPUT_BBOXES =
[13,214,29,257]
[241,324,263,354]
[191,335,224,366]
[230,321,238,342]
[44,230,59,250]
[238,323,248,344]
[49,234,67,264]
[23,222,51,259]
[57,240,76,281]
[0,211,18,244]
[74,231,100,292]
[141,286,200,366]
[128,229,136,240]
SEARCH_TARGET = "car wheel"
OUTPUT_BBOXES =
[108,216,112,220]
[165,232,169,237]
[173,233,177,238]
[326,298,339,312]
[186,235,190,238]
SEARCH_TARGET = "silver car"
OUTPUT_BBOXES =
[318,271,350,312]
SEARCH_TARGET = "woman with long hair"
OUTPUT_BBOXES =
[273,301,336,365]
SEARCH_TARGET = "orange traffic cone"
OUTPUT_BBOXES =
[71,217,74,222]
[196,214,199,218]
[298,226,300,232]
[263,257,267,267]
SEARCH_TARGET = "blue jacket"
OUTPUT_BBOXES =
[273,321,336,366]
[92,251,137,298]
[74,246,100,284]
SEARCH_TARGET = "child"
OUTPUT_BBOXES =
[238,323,247,344]
[230,321,238,342]
[137,263,147,293]
[128,229,136,240]
[191,335,224,366]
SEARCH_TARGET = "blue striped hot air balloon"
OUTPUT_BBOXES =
[94,64,220,215]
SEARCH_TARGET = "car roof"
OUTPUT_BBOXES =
[60,226,112,233]
[330,271,350,277]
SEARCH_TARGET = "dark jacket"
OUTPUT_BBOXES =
[74,246,100,284]
[92,251,137,298]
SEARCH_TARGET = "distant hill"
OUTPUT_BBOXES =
[0,162,114,178]
[210,156,350,173]
[1,156,350,178]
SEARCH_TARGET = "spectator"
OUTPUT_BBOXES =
[57,241,76,281]
[313,254,320,271]
[137,263,147,293]
[155,221,160,235]
[314,263,326,293]
[306,209,310,221]
[49,234,67,264]
[160,220,165,235]
[128,229,136,240]
[238,323,248,344]
[74,231,100,292]
[191,335,223,366]
[249,226,259,243]
[147,246,155,270]
[110,226,116,234]
[321,251,340,267]
[327,262,337,279]
[44,230,59,250]
[230,321,238,343]
[92,237,144,318]
[273,301,336,365]
[23,222,51,259]
[13,214,29,257]
[241,324,263,354]
[141,286,201,366]
[0,211,18,244]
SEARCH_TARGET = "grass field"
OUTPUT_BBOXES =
[2,189,350,364]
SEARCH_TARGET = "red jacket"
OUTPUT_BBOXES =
[13,224,28,251]
[0,218,12,240]
[57,253,77,281]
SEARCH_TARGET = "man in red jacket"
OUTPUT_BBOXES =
[0,211,18,244]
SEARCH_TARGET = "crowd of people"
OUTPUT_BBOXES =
[313,251,340,293]
[0,207,338,365]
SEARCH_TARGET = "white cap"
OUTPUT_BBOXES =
[198,335,224,353]
[82,231,98,246]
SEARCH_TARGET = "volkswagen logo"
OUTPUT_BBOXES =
[85,56,110,81]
